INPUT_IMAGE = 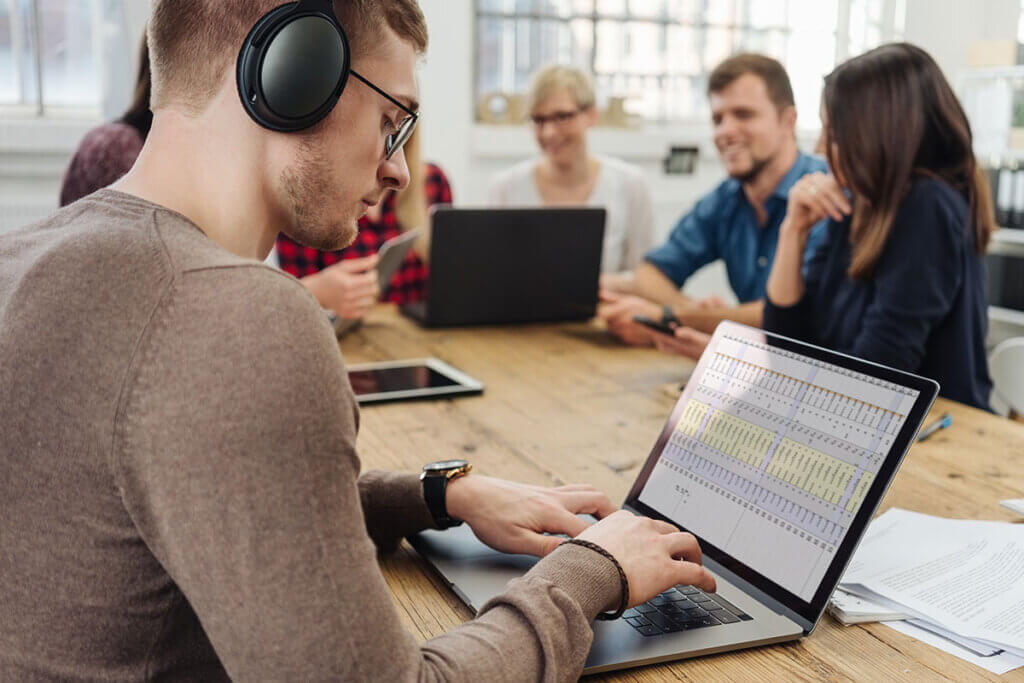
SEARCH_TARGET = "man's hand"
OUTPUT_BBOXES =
[301,254,380,320]
[597,290,661,346]
[445,475,617,557]
[650,326,712,361]
[577,510,716,605]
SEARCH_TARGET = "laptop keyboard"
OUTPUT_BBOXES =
[622,585,753,636]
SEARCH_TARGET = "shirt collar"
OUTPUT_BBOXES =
[771,152,816,201]
[719,152,815,203]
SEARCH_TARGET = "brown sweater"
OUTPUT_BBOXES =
[0,190,620,682]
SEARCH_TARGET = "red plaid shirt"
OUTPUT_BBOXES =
[276,163,452,304]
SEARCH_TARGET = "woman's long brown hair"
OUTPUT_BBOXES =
[822,43,993,280]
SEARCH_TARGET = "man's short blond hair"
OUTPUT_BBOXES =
[148,0,427,112]
[526,64,596,113]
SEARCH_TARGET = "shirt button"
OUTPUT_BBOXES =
[758,256,769,268]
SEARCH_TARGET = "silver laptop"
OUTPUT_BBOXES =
[411,321,938,675]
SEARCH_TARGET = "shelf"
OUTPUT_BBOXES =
[994,228,1024,244]
[990,305,1024,327]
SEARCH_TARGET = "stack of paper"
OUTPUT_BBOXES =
[828,588,907,625]
[838,508,1024,674]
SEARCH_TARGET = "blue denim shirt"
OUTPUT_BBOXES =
[645,152,828,303]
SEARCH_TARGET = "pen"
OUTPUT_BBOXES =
[916,412,952,443]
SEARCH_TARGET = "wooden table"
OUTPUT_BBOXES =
[342,306,1024,682]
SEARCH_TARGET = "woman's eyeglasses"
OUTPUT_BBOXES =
[530,109,582,128]
[350,70,419,161]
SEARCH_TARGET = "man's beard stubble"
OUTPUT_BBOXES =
[731,153,773,185]
[279,138,358,251]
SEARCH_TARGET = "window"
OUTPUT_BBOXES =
[1,0,101,115]
[475,0,905,126]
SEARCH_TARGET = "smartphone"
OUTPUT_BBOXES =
[375,229,420,290]
[632,314,676,336]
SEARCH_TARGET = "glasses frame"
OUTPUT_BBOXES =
[529,108,583,128]
[350,70,419,161]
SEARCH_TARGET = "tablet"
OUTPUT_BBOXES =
[347,357,484,404]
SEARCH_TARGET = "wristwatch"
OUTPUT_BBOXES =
[420,460,473,529]
[661,304,680,328]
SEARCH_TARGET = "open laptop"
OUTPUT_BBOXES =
[411,321,939,674]
[400,207,605,327]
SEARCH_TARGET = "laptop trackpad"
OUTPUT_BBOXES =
[412,526,541,612]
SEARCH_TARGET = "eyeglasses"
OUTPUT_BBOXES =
[350,69,419,161]
[530,109,582,128]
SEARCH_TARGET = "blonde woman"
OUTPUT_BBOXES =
[489,65,654,282]
[277,127,451,314]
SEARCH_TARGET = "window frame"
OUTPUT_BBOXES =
[1,0,105,118]
[473,0,904,126]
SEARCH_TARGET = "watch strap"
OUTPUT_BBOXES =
[422,473,463,529]
[661,304,680,327]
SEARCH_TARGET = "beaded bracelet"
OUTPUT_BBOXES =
[562,539,630,620]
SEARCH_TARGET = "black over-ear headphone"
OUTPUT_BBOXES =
[237,0,350,132]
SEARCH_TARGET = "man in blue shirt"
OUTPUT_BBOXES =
[600,53,826,351]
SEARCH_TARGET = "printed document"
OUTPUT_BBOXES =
[841,508,1024,657]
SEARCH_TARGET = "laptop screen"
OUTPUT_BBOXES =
[626,322,937,625]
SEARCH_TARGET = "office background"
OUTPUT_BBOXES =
[2,0,1023,387]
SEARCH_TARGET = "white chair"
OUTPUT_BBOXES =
[988,337,1024,417]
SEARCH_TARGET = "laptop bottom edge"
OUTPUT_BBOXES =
[582,630,801,675]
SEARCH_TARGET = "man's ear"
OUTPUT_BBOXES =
[583,104,599,127]
[780,104,797,132]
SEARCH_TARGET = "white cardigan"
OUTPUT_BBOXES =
[488,155,655,274]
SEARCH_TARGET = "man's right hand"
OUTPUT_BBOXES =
[597,290,661,347]
[302,254,380,320]
[575,510,715,607]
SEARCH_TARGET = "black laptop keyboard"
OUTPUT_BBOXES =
[622,585,753,637]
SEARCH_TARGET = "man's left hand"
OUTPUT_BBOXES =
[445,475,617,557]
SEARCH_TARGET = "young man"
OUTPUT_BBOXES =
[0,1,714,681]
[600,54,827,355]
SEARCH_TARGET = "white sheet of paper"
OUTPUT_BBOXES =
[840,509,1024,656]
[884,620,1024,675]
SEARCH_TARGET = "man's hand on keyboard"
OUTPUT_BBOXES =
[445,475,616,557]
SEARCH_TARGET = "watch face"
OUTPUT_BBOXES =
[424,460,469,472]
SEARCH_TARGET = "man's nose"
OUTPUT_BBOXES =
[380,147,411,191]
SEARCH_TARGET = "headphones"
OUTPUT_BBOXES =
[237,0,351,132]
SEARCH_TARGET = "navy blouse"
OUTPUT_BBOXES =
[764,177,992,411]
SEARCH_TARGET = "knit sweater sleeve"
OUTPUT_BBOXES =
[113,264,620,682]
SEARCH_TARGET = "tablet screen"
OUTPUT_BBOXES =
[349,365,459,395]
[347,358,484,404]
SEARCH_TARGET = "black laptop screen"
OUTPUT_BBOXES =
[625,323,937,626]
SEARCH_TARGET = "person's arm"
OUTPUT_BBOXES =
[764,172,849,341]
[598,202,719,344]
[119,266,713,681]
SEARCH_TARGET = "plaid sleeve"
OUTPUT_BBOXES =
[275,233,327,278]
[424,163,452,206]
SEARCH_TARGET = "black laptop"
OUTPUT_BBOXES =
[399,207,605,327]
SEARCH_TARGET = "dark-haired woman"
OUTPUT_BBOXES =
[764,43,993,411]
[60,35,152,206]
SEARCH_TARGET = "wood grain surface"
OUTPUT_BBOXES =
[343,305,1024,682]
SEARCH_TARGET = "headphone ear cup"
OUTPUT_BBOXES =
[237,4,350,132]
